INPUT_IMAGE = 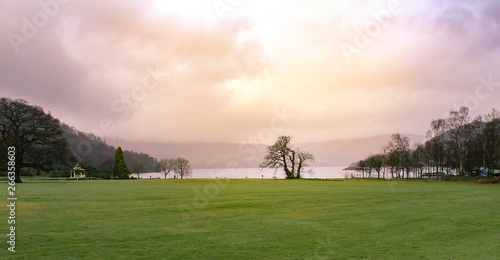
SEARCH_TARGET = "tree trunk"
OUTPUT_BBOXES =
[282,155,293,179]
[14,152,23,183]
[14,167,22,183]
[296,160,303,179]
[284,166,293,179]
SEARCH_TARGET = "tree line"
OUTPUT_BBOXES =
[61,123,158,173]
[352,107,500,179]
[0,97,193,182]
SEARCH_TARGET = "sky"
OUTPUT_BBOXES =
[1,0,500,144]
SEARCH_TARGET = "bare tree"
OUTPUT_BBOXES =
[131,161,144,178]
[426,119,446,175]
[174,157,192,179]
[447,107,470,175]
[158,158,176,179]
[0,98,75,183]
[384,133,411,179]
[357,159,367,178]
[260,136,314,179]
[483,108,500,177]
[366,154,385,179]
[412,144,426,178]
[260,136,293,178]
[296,150,314,179]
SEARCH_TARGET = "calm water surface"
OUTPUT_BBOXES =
[136,166,353,179]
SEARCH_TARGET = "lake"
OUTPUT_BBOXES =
[135,166,353,179]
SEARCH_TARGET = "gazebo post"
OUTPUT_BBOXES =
[71,164,86,179]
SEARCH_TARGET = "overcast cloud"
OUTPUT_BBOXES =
[1,0,499,144]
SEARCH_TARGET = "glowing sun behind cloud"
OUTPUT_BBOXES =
[1,0,500,144]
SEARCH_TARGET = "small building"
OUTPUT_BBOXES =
[70,164,86,178]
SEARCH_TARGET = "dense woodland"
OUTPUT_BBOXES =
[55,124,159,177]
[352,107,500,179]
[0,98,159,180]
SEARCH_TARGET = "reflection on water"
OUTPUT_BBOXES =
[135,166,353,179]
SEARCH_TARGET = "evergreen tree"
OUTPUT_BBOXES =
[113,147,132,179]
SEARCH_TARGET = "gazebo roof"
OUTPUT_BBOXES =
[73,164,84,171]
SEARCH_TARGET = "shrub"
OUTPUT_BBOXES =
[443,175,484,182]
[82,165,110,179]
[473,178,500,184]
[49,167,71,178]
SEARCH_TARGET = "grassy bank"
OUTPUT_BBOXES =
[1,179,499,259]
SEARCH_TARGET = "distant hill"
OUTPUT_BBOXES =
[60,122,422,170]
[107,139,268,169]
[60,124,158,172]
[108,134,427,169]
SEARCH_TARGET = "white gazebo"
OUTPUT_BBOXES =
[70,164,86,178]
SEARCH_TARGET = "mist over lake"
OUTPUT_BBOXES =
[136,166,352,179]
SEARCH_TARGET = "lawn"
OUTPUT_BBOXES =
[1,178,499,259]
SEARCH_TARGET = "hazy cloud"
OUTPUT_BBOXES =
[1,0,499,144]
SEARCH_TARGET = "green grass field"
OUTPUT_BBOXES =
[1,178,499,259]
